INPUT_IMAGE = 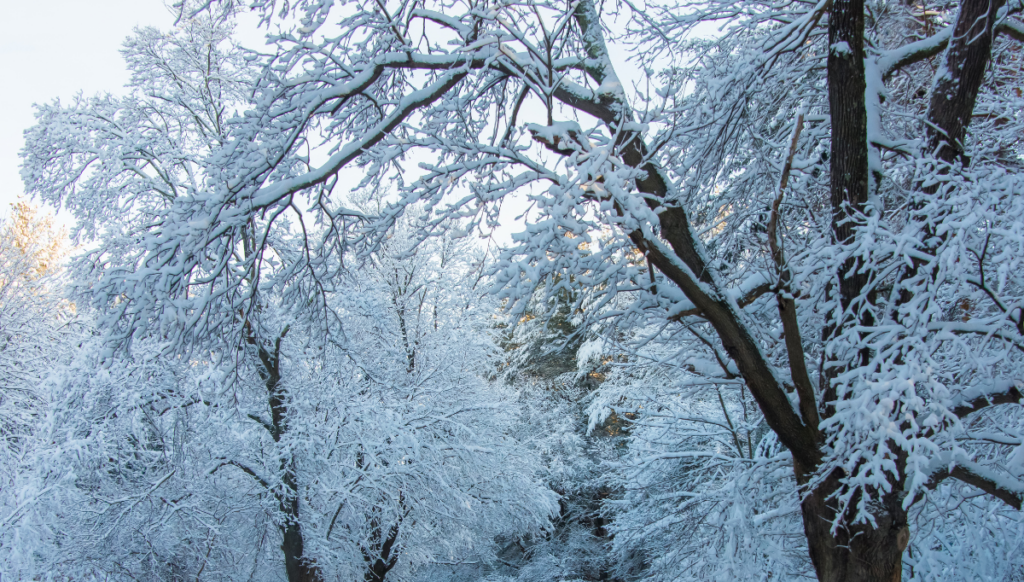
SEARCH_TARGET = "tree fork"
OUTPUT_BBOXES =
[563,3,1019,580]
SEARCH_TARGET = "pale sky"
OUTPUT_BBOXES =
[0,0,267,221]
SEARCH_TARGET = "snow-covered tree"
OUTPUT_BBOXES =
[0,203,78,576]
[20,0,1024,581]
[17,18,554,582]
[7,218,555,582]
[483,281,632,582]
[0,203,71,450]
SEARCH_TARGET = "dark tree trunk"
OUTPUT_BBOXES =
[796,3,911,582]
[799,468,910,582]
[825,0,873,373]
[892,0,1007,353]
[362,500,403,582]
[801,1,1006,580]
[567,2,1013,581]
[278,454,321,582]
[828,0,869,252]
[905,0,1006,286]
[282,507,322,582]
[363,526,399,582]
[253,330,323,582]
[924,0,1005,168]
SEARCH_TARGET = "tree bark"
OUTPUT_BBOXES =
[924,0,1006,168]
[799,468,910,582]
[790,4,912,582]
[798,1,1007,580]
[282,501,322,582]
[826,0,873,375]
[253,329,323,582]
[905,0,1006,282]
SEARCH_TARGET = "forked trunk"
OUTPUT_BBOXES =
[808,0,909,577]
[802,0,1005,579]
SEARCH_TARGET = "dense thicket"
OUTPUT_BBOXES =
[6,0,1024,581]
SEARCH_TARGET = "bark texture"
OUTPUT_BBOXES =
[790,3,911,581]
[826,0,872,351]
[924,0,1006,166]
[799,468,910,582]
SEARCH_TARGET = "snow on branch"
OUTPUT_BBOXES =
[948,380,1024,420]
[925,454,1024,510]
[878,16,1024,78]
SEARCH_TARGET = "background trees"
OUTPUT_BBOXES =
[0,202,78,576]
[0,202,71,448]
[12,19,554,582]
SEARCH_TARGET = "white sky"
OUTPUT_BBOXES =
[0,0,534,243]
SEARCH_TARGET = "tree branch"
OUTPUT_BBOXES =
[878,17,1024,78]
[568,0,821,469]
[1000,18,1024,42]
[768,113,818,435]
[247,413,276,435]
[949,380,1023,419]
[927,458,1024,510]
[209,459,270,489]
[667,281,773,321]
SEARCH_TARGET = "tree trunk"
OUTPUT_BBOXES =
[362,509,402,582]
[800,469,910,582]
[279,454,321,582]
[273,410,322,582]
[571,1,1014,580]
[924,0,1006,168]
[798,3,912,581]
[905,0,1006,283]
[825,0,873,376]
[254,332,323,582]
[282,510,322,582]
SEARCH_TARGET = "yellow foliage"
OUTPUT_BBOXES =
[1,201,68,279]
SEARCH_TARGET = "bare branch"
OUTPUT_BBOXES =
[768,113,818,435]
[209,459,270,489]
